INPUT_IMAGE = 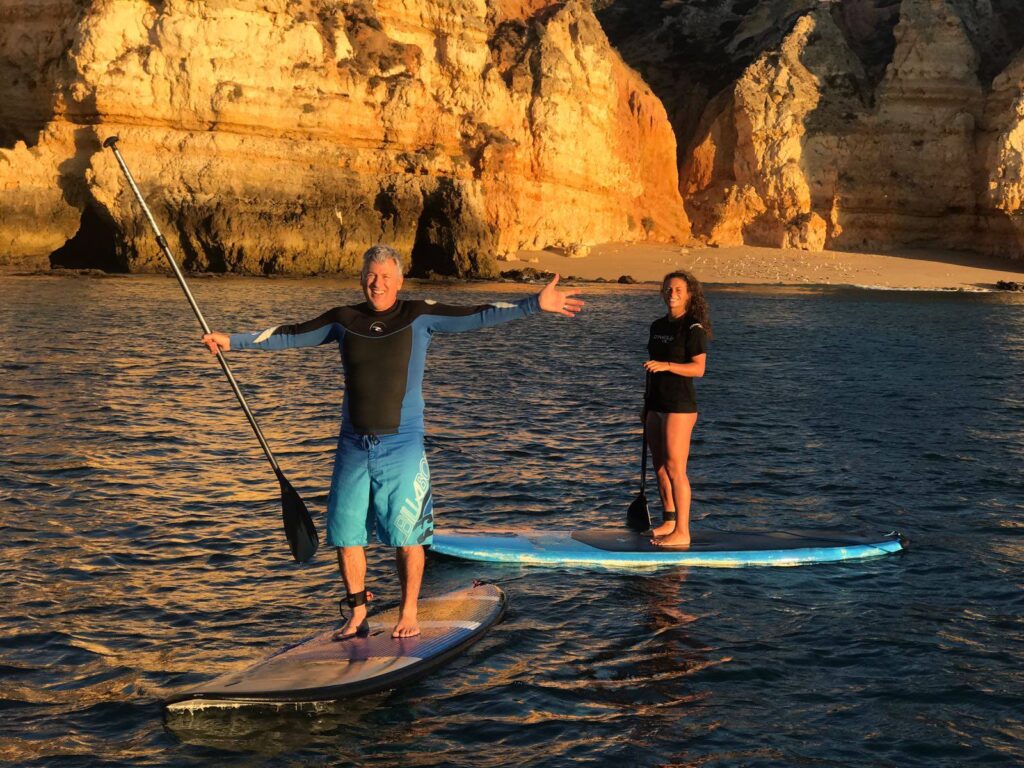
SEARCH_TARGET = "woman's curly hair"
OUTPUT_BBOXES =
[662,270,713,339]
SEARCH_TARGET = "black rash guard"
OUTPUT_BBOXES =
[230,296,540,434]
[645,314,708,414]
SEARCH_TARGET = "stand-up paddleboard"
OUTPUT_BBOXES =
[163,583,506,713]
[431,528,907,568]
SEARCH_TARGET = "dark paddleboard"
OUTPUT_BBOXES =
[163,583,505,712]
[430,528,907,568]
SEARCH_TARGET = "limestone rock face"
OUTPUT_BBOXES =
[0,2,87,267]
[683,0,1015,254]
[979,52,1024,255]
[683,11,869,249]
[599,0,1024,259]
[0,0,687,274]
[832,0,984,252]
[0,127,83,271]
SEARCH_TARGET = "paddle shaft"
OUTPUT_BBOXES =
[639,372,650,492]
[105,138,283,478]
[639,427,648,493]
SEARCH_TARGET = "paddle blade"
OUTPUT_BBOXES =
[278,475,319,563]
[626,491,651,532]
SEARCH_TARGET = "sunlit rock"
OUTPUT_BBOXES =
[0,0,687,274]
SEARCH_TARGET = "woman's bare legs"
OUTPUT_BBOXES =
[653,412,697,547]
[646,411,677,536]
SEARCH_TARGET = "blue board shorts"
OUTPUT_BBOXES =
[326,430,434,548]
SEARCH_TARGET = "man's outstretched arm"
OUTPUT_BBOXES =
[424,275,584,333]
[201,309,343,355]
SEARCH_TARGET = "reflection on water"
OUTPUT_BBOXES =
[163,692,390,756]
[0,275,1022,766]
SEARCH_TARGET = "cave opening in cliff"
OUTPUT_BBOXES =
[49,204,126,272]
[410,195,457,278]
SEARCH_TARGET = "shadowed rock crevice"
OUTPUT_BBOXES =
[488,20,533,91]
[374,190,401,238]
[828,0,900,91]
[594,0,804,164]
[341,0,422,79]
[956,0,1024,85]
[49,203,125,272]
[169,204,229,274]
[410,192,456,277]
[57,128,100,211]
[409,180,496,278]
[593,0,904,163]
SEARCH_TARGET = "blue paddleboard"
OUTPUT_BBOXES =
[430,528,907,568]
[163,583,505,712]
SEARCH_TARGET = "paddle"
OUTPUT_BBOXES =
[103,136,319,563]
[626,375,653,532]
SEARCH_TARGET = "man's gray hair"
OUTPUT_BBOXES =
[361,244,405,277]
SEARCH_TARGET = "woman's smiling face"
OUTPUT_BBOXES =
[662,277,689,316]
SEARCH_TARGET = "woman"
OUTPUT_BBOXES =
[643,271,711,547]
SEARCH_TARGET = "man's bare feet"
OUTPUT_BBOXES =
[652,532,691,548]
[650,519,677,537]
[392,611,420,638]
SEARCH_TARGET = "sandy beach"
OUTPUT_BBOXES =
[7,242,1024,292]
[512,243,1024,290]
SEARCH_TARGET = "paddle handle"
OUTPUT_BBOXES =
[104,136,283,477]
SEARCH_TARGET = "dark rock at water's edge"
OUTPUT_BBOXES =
[498,268,595,285]
[995,280,1024,291]
[499,267,555,283]
[617,274,637,284]
[27,268,116,277]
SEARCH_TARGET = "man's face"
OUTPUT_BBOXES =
[361,258,404,311]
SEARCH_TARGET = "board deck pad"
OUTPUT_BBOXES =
[572,528,898,552]
[430,528,906,568]
[163,583,505,712]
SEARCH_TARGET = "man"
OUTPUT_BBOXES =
[202,245,583,639]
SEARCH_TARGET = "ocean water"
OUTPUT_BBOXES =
[0,274,1021,767]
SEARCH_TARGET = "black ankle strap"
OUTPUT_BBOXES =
[339,589,374,618]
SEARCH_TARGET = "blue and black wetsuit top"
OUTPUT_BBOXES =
[230,295,540,435]
[646,313,708,414]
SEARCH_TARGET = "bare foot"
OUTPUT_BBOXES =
[333,606,368,641]
[652,533,691,548]
[392,611,420,639]
[650,519,677,537]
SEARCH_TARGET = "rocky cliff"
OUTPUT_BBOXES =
[5,0,1024,273]
[0,0,687,275]
[598,0,1024,258]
